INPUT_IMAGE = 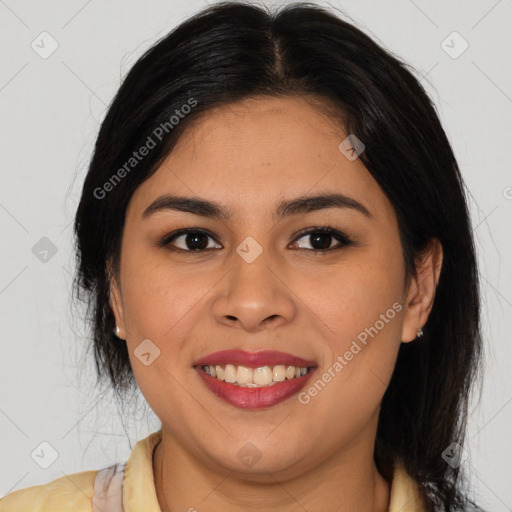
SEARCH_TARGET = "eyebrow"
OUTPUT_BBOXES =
[142,192,372,221]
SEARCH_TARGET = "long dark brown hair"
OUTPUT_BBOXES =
[74,2,484,510]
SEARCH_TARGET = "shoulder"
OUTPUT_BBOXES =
[0,430,162,512]
[0,470,97,512]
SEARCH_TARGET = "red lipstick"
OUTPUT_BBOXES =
[194,350,317,409]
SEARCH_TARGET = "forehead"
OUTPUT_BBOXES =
[128,95,395,225]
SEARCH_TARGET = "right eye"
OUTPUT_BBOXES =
[160,229,222,252]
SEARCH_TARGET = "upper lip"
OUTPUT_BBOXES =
[193,350,317,369]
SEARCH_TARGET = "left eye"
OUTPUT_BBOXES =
[291,228,352,251]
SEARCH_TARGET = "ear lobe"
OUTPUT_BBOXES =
[108,263,127,340]
[400,239,444,343]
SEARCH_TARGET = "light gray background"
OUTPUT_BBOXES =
[1,0,511,509]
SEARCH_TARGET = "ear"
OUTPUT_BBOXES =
[108,262,127,340]
[401,238,443,343]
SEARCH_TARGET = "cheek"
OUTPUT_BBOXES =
[119,253,201,414]
[294,250,404,343]
[120,246,206,340]
[293,250,404,406]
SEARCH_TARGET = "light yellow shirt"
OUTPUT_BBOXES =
[0,430,425,511]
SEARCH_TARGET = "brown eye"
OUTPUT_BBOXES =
[161,229,222,252]
[292,227,352,251]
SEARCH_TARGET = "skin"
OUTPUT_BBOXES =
[110,95,443,512]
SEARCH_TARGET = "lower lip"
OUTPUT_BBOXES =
[195,368,315,409]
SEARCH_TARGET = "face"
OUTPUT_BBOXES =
[110,95,441,479]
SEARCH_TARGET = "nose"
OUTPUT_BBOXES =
[211,249,296,332]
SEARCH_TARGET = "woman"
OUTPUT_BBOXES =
[0,1,484,511]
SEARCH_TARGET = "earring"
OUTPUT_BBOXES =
[114,325,121,337]
[417,327,424,338]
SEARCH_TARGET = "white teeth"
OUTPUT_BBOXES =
[236,365,252,384]
[201,363,311,387]
[253,366,273,386]
[224,364,237,383]
[273,365,286,382]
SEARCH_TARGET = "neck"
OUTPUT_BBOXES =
[153,424,390,512]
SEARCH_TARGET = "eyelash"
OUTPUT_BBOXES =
[159,226,353,253]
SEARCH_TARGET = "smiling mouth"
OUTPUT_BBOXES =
[193,349,317,408]
[199,363,313,387]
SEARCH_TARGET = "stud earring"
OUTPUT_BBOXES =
[417,327,424,338]
[114,325,121,337]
